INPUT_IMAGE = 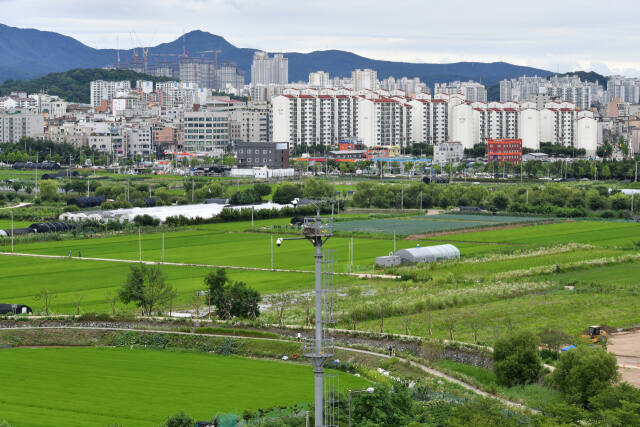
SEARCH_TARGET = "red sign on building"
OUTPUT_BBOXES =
[487,139,522,164]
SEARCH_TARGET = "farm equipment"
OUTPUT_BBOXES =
[581,326,608,347]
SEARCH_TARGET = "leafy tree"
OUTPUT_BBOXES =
[163,411,194,427]
[11,181,21,194]
[491,192,509,210]
[118,264,176,316]
[229,188,261,205]
[590,383,640,426]
[448,398,524,426]
[204,269,260,319]
[348,385,413,427]
[610,193,630,210]
[302,178,333,199]
[272,182,302,204]
[493,330,542,387]
[253,182,272,197]
[551,345,619,407]
[539,328,571,354]
[133,214,160,227]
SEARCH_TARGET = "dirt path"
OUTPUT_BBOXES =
[609,330,640,386]
[0,202,32,210]
[0,252,400,280]
[0,325,536,413]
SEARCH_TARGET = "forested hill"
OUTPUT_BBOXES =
[0,69,173,103]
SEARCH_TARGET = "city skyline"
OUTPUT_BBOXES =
[2,0,640,77]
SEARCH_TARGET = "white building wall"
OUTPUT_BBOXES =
[576,117,597,155]
[450,103,474,149]
[519,109,540,150]
[357,98,378,147]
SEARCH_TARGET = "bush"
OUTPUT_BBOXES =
[493,330,542,387]
[551,345,619,407]
[163,411,194,427]
[590,383,640,425]
[133,214,160,227]
[253,182,272,197]
[63,204,79,212]
[272,183,302,204]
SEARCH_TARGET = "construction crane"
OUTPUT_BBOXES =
[199,50,221,69]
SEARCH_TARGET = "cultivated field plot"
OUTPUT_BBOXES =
[422,220,640,248]
[0,347,367,427]
[0,255,318,313]
[3,221,423,271]
[332,214,548,235]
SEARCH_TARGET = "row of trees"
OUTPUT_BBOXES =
[117,265,260,319]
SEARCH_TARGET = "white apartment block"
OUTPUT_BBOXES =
[380,77,428,94]
[309,71,331,88]
[500,75,602,110]
[434,81,487,103]
[0,110,45,143]
[607,76,640,104]
[408,98,449,145]
[90,80,131,109]
[229,102,271,142]
[183,110,230,153]
[352,69,378,91]
[357,97,411,147]
[251,52,288,86]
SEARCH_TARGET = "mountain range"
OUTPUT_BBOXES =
[0,23,554,86]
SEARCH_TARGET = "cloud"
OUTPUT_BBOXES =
[2,0,640,74]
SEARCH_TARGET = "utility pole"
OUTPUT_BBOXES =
[419,191,423,211]
[635,160,638,182]
[401,184,404,211]
[270,235,274,270]
[191,178,195,202]
[138,228,142,261]
[393,231,396,254]
[10,209,14,253]
[161,232,165,264]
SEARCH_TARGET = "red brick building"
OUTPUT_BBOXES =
[487,138,522,164]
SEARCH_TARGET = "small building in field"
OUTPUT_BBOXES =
[0,304,32,315]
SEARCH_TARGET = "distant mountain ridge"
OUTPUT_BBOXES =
[0,23,554,86]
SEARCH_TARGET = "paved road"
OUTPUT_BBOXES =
[1,325,536,413]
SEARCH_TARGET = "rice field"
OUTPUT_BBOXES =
[0,347,367,427]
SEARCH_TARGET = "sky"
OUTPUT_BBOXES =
[2,0,640,76]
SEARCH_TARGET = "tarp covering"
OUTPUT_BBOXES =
[59,201,293,224]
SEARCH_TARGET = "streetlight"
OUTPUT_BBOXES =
[348,387,375,427]
[277,198,331,427]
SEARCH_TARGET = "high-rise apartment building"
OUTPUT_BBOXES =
[90,80,131,109]
[607,76,640,104]
[251,52,288,86]
[500,75,602,110]
[351,69,378,91]
[179,57,216,89]
[217,62,245,91]
[434,81,487,103]
[309,71,330,88]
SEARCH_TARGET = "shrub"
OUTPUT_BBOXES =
[493,330,542,387]
[590,383,640,425]
[163,411,194,427]
[551,345,619,407]
[272,183,302,204]
[133,214,160,227]
[253,182,272,197]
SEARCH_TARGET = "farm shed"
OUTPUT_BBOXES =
[0,304,32,315]
[396,244,460,263]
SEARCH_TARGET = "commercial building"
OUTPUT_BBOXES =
[183,110,230,153]
[433,141,464,165]
[0,110,45,143]
[234,141,289,168]
[251,52,288,86]
[487,138,522,164]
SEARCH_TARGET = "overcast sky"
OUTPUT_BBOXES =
[3,0,640,76]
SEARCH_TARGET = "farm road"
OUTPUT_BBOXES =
[0,252,400,279]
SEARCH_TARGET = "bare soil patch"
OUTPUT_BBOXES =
[609,329,640,386]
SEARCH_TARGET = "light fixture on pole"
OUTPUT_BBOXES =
[277,198,334,427]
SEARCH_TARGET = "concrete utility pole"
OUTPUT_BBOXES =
[138,228,142,261]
